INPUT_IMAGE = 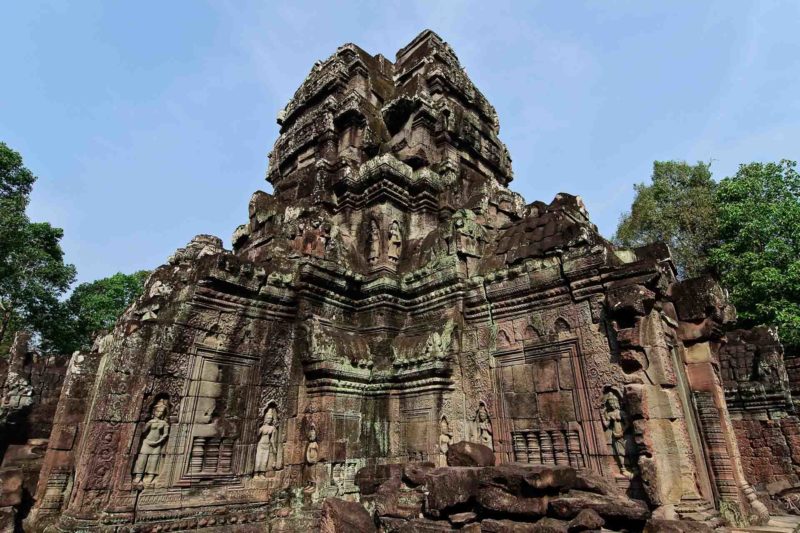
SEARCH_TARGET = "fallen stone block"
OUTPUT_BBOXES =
[567,508,604,532]
[319,497,376,533]
[642,519,714,532]
[446,441,495,467]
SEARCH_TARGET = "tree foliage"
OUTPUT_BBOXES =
[46,270,149,354]
[616,158,800,351]
[709,160,800,350]
[614,161,718,278]
[0,142,76,352]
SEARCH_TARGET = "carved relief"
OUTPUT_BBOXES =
[133,398,170,485]
[600,388,633,478]
[367,219,381,264]
[254,404,283,477]
[438,416,453,466]
[388,220,403,261]
[306,424,320,465]
[423,320,455,360]
[471,402,494,450]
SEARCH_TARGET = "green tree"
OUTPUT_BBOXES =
[709,160,800,350]
[0,142,76,352]
[614,161,718,278]
[47,270,150,353]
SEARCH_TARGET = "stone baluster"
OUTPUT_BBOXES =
[526,432,541,464]
[540,431,554,464]
[567,430,584,467]
[190,437,205,473]
[513,433,527,462]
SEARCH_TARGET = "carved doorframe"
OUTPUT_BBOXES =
[169,346,260,487]
[493,337,603,473]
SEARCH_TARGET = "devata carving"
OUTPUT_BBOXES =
[388,220,402,261]
[254,404,283,476]
[601,389,633,478]
[471,402,494,451]
[367,219,380,264]
[133,398,170,485]
[423,319,455,360]
[22,29,777,531]
[306,424,319,465]
[438,416,453,466]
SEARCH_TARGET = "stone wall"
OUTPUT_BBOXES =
[721,327,800,511]
[0,332,68,530]
[18,29,778,531]
[0,332,68,456]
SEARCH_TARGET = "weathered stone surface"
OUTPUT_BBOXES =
[370,464,649,533]
[375,476,425,519]
[7,28,787,533]
[643,519,714,533]
[320,498,376,533]
[530,517,569,533]
[404,461,436,486]
[448,511,477,526]
[480,518,538,533]
[0,507,16,533]
[447,441,495,467]
[0,469,22,508]
[356,463,405,496]
[547,490,649,522]
[482,464,578,494]
[397,517,455,532]
[566,509,604,532]
[475,484,548,517]
[424,467,482,515]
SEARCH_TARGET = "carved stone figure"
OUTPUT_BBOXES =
[388,220,402,261]
[23,29,780,532]
[422,320,455,360]
[305,424,319,465]
[367,219,380,263]
[302,217,329,258]
[133,398,169,484]
[471,402,493,450]
[331,463,344,495]
[601,390,632,478]
[254,405,282,477]
[438,416,453,466]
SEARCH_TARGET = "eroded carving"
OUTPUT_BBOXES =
[254,404,283,476]
[471,402,494,451]
[601,389,633,478]
[388,220,402,261]
[306,424,319,465]
[133,398,170,485]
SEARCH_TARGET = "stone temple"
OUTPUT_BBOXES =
[4,29,800,532]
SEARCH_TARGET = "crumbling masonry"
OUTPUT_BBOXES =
[6,30,790,531]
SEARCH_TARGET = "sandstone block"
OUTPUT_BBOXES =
[446,441,495,467]
[643,519,713,532]
[567,509,604,532]
[547,490,649,523]
[320,498,376,533]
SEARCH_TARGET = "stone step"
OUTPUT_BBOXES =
[729,514,800,533]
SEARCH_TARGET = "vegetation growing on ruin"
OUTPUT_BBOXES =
[617,158,800,351]
[614,161,718,279]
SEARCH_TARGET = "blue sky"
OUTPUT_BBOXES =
[2,1,798,284]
